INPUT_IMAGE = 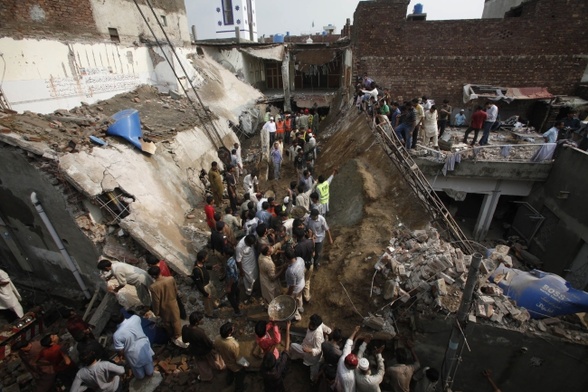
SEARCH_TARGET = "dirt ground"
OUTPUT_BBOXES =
[147,99,435,391]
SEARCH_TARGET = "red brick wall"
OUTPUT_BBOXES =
[0,0,99,39]
[351,0,588,106]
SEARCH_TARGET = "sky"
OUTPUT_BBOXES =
[254,0,485,37]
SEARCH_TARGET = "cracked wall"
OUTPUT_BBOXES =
[0,148,100,294]
[58,119,237,275]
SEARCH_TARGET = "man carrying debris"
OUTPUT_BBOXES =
[208,161,224,207]
[290,313,332,383]
[334,325,362,392]
[386,341,420,392]
[356,335,386,392]
[97,259,153,307]
[148,266,187,348]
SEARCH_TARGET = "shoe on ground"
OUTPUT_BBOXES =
[173,338,189,349]
[234,311,245,318]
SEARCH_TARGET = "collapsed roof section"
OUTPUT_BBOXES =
[463,84,554,103]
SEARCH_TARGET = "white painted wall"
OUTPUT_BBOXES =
[0,37,208,114]
[185,0,258,41]
[201,47,265,85]
[89,0,191,46]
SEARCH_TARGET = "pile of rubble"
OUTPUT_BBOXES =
[373,227,588,342]
[0,85,210,155]
[0,358,34,392]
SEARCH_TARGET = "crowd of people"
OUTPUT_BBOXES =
[354,73,587,152]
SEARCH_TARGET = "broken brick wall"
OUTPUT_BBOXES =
[351,0,588,106]
[0,0,191,45]
[0,0,98,39]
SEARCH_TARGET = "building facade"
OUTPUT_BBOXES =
[185,0,258,41]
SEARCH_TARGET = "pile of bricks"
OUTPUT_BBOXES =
[0,357,34,392]
[374,227,588,342]
[375,226,533,326]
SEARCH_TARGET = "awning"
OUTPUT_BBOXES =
[463,84,554,103]
[239,45,284,61]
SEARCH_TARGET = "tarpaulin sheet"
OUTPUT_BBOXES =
[239,45,284,61]
[490,264,588,319]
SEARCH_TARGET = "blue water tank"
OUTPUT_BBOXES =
[413,3,423,14]
[273,34,284,43]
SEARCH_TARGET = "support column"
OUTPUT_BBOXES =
[282,49,291,112]
[473,190,501,241]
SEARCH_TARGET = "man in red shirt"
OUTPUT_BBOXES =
[38,334,77,387]
[462,105,488,146]
[204,195,216,231]
[146,254,172,277]
[255,320,281,359]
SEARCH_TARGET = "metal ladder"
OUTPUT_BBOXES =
[369,118,474,254]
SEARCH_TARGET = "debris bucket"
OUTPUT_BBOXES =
[268,295,297,321]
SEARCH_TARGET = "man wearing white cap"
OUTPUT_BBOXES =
[355,335,385,392]
[0,269,24,318]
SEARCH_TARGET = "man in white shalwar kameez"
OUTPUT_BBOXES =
[0,269,24,318]
[235,234,258,299]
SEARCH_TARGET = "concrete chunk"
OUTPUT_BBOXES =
[434,278,448,296]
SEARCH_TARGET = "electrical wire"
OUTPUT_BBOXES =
[130,0,223,149]
[143,0,225,147]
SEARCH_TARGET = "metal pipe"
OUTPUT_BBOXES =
[30,192,91,299]
[442,252,482,390]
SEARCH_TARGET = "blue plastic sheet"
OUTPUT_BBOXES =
[490,264,588,319]
[107,109,142,149]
